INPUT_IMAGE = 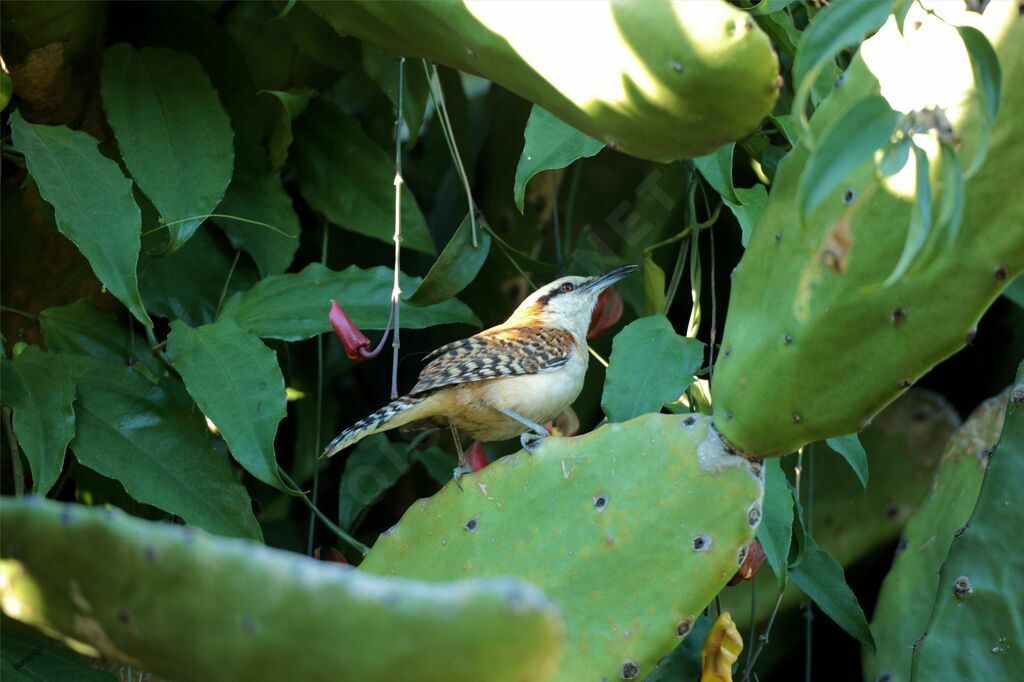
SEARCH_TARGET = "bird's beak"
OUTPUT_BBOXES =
[582,264,639,293]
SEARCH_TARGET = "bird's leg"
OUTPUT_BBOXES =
[449,421,471,488]
[496,407,550,453]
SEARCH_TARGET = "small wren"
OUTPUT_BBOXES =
[322,265,638,476]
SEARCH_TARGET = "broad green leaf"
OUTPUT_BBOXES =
[513,105,603,213]
[792,0,892,96]
[0,347,75,494]
[411,446,458,486]
[825,433,869,490]
[406,214,491,306]
[212,156,301,277]
[261,87,316,169]
[751,0,798,15]
[338,434,409,530]
[935,142,964,247]
[1,626,116,681]
[282,1,358,71]
[601,316,704,422]
[9,112,151,327]
[362,45,430,147]
[693,143,737,203]
[799,95,899,221]
[59,354,262,540]
[730,184,769,247]
[100,43,234,251]
[756,10,801,58]
[1003,275,1024,309]
[138,227,257,326]
[219,263,479,342]
[958,26,1001,177]
[166,318,288,491]
[641,251,667,317]
[884,143,932,286]
[292,97,434,254]
[759,459,794,587]
[790,534,875,652]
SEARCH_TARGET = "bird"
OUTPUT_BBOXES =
[322,264,639,478]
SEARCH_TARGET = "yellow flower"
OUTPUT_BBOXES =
[701,611,744,682]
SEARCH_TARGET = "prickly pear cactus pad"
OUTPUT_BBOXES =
[360,413,765,681]
[863,390,1007,682]
[910,364,1024,680]
[0,497,564,682]
[712,1,1024,456]
[307,1,780,162]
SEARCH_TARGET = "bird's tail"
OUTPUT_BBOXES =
[321,395,429,458]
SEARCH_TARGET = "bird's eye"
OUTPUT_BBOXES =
[560,282,575,293]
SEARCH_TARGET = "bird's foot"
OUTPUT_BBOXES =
[452,465,473,489]
[520,431,548,453]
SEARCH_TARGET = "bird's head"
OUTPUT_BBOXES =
[509,265,639,337]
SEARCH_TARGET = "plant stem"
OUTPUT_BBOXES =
[0,306,37,320]
[214,251,240,320]
[280,468,370,556]
[308,222,329,557]
[2,407,25,496]
[391,56,405,400]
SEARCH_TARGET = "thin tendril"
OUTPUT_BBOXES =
[141,213,296,238]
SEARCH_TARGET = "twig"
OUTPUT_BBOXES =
[742,589,787,681]
[391,56,406,400]
[280,468,370,556]
[307,222,329,557]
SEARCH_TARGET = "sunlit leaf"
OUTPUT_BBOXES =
[935,142,964,248]
[825,433,869,490]
[9,112,151,327]
[958,25,1002,177]
[514,105,603,213]
[759,459,793,587]
[219,263,479,342]
[292,97,434,253]
[602,316,704,422]
[100,44,234,251]
[407,214,491,306]
[798,95,899,221]
[166,318,288,491]
[879,136,911,177]
[0,346,75,494]
[884,143,932,286]
[792,0,892,95]
[693,143,738,203]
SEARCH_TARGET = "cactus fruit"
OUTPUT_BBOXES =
[0,497,564,682]
[863,389,1007,682]
[360,413,765,681]
[909,363,1024,680]
[720,390,959,629]
[712,1,1024,456]
[306,1,780,162]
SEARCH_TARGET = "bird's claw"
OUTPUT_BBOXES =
[520,431,547,453]
[452,465,472,489]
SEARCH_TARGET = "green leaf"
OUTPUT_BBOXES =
[219,263,479,342]
[166,318,288,491]
[411,446,457,485]
[138,227,257,326]
[751,0,798,15]
[958,26,1001,178]
[759,459,793,587]
[338,434,409,531]
[514,105,603,213]
[641,252,667,317]
[0,346,75,494]
[60,354,262,540]
[362,45,430,147]
[792,0,892,96]
[884,143,932,286]
[730,184,769,248]
[601,316,704,422]
[100,43,234,251]
[693,143,737,203]
[798,95,900,220]
[879,136,911,177]
[825,433,869,490]
[9,112,151,327]
[643,613,714,681]
[790,534,875,652]
[935,142,964,247]
[406,214,491,306]
[212,158,301,278]
[1,626,117,681]
[261,88,316,170]
[292,97,434,254]
[1003,275,1024,309]
[0,69,12,112]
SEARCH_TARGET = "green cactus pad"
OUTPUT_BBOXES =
[0,497,564,682]
[721,390,959,630]
[863,389,1007,682]
[713,2,1024,456]
[910,363,1024,680]
[306,1,779,162]
[360,413,764,681]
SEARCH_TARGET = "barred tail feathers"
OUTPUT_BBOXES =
[321,395,429,458]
